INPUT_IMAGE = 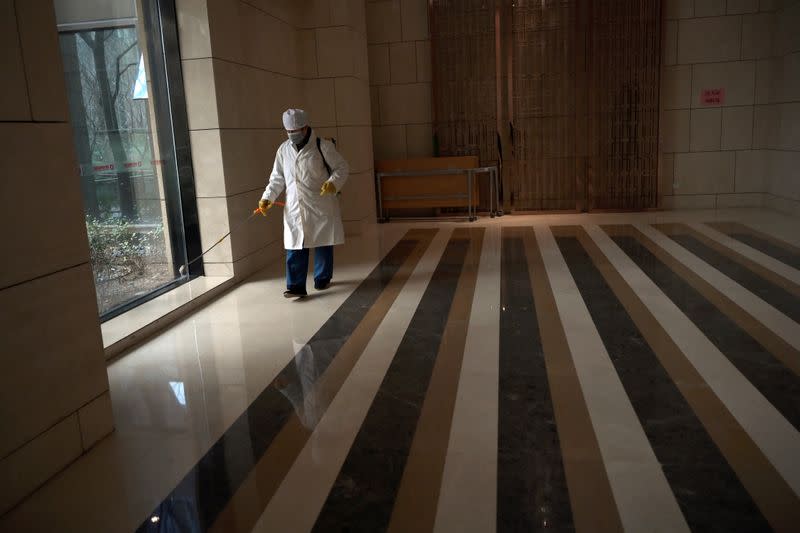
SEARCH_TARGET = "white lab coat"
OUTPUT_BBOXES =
[261,130,349,250]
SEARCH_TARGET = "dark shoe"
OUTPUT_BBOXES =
[284,289,307,298]
[314,280,331,291]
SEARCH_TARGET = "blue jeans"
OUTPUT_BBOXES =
[286,246,333,291]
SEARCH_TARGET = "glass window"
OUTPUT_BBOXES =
[55,0,201,319]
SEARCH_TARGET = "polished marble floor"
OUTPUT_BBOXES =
[2,209,800,533]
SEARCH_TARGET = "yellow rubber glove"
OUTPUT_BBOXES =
[320,181,337,196]
[257,199,272,215]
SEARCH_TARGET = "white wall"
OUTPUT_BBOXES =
[367,0,434,161]
[178,0,375,279]
[0,0,112,515]
[660,0,800,214]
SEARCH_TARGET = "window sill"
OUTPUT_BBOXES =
[101,275,234,360]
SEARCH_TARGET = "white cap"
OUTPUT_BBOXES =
[282,109,308,130]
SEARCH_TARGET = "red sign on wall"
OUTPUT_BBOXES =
[701,88,725,106]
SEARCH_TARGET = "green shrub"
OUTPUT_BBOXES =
[85,216,165,282]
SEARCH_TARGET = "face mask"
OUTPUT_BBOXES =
[288,130,305,143]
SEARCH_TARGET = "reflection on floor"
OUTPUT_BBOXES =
[2,209,800,533]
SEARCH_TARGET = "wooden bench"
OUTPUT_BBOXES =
[375,156,482,221]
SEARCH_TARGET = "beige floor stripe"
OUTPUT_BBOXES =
[387,228,485,533]
[589,224,800,499]
[708,221,800,256]
[209,228,438,533]
[689,222,800,290]
[636,222,800,353]
[536,226,689,533]
[637,224,800,377]
[523,227,625,533]
[251,228,453,533]
[576,226,800,532]
[433,225,500,533]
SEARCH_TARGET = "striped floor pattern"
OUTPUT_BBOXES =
[137,221,800,533]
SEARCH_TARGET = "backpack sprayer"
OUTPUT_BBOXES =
[177,201,285,276]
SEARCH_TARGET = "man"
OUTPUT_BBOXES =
[258,109,349,298]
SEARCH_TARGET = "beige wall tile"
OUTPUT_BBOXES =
[340,171,375,222]
[206,0,243,64]
[366,0,402,44]
[735,149,769,191]
[197,196,233,263]
[758,0,779,11]
[765,194,800,217]
[401,0,429,41]
[661,154,676,195]
[0,124,91,290]
[742,13,775,59]
[373,124,408,159]
[662,194,718,209]
[370,85,381,124]
[665,0,694,19]
[753,104,780,148]
[335,77,372,126]
[300,0,332,29]
[355,32,370,82]
[0,264,108,458]
[777,102,800,150]
[190,129,226,198]
[771,52,800,103]
[15,0,69,121]
[221,129,286,196]
[0,414,82,515]
[317,27,356,78]
[406,123,434,157]
[678,17,742,64]
[299,29,318,79]
[674,151,736,194]
[694,0,727,16]
[690,108,722,151]
[305,78,338,128]
[772,1,800,55]
[379,83,432,124]
[78,392,113,451]
[389,42,417,84]
[369,44,390,85]
[768,150,800,199]
[229,236,284,279]
[661,65,692,110]
[176,0,211,59]
[691,61,756,107]
[663,20,678,66]
[661,109,691,152]
[728,0,760,13]
[0,0,31,121]
[337,126,374,173]
[183,59,219,130]
[416,41,432,83]
[721,106,754,149]
[716,192,766,206]
[755,58,775,104]
[212,60,263,129]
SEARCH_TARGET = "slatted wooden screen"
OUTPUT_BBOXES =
[430,0,661,212]
[508,1,579,211]
[586,0,661,210]
[430,0,498,166]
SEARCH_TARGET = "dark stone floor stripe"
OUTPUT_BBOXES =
[611,235,800,433]
[669,233,800,324]
[557,236,770,532]
[311,232,471,533]
[727,232,800,271]
[496,233,573,532]
[134,230,433,532]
